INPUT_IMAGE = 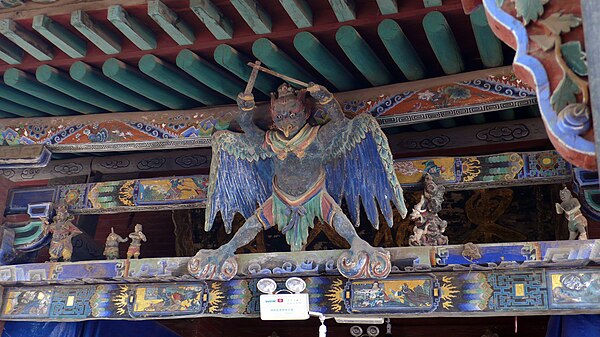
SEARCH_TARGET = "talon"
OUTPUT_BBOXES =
[337,239,391,279]
[188,247,238,281]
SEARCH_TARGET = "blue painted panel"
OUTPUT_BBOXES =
[6,187,57,214]
[3,321,181,337]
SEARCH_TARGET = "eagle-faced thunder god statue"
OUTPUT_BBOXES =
[188,74,407,281]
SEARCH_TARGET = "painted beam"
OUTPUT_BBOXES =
[107,5,156,51]
[32,15,86,58]
[422,11,464,74]
[70,61,164,111]
[139,54,229,105]
[148,0,195,46]
[102,58,196,109]
[230,0,272,34]
[0,108,17,118]
[293,31,359,91]
[252,38,314,85]
[423,0,442,7]
[4,68,102,114]
[336,25,392,86]
[176,49,246,100]
[0,18,52,61]
[0,98,45,117]
[0,83,74,116]
[36,65,130,112]
[189,0,233,40]
[279,0,312,28]
[213,44,279,95]
[376,0,398,14]
[469,6,503,68]
[328,0,355,22]
[0,36,22,64]
[71,10,121,55]
[377,19,425,81]
[0,67,536,151]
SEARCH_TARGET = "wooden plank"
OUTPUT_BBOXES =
[279,0,313,28]
[71,10,121,55]
[107,5,156,51]
[0,18,52,61]
[230,0,272,34]
[377,19,425,80]
[32,14,86,58]
[387,117,549,158]
[293,31,358,91]
[252,38,314,85]
[336,25,392,86]
[469,6,503,68]
[69,61,164,111]
[0,36,22,64]
[176,49,245,100]
[147,0,195,46]
[328,0,355,22]
[103,57,196,109]
[189,0,233,40]
[139,54,229,105]
[376,0,398,15]
[36,64,129,112]
[422,11,464,74]
[4,67,100,114]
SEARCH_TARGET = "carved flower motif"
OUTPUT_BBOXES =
[444,86,471,100]
[417,90,436,101]
[26,125,49,140]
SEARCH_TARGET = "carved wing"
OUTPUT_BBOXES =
[324,114,407,229]
[205,131,274,233]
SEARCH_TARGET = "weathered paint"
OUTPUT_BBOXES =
[422,11,464,74]
[32,15,87,58]
[377,19,426,80]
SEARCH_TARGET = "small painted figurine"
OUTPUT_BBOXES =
[188,82,407,280]
[104,227,128,260]
[409,174,448,246]
[556,187,588,240]
[42,204,82,262]
[127,224,147,259]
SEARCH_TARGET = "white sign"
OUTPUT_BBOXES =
[259,293,309,320]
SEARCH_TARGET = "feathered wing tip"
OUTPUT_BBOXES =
[204,131,274,235]
[324,114,407,230]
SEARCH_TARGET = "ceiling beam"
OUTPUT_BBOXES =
[190,0,233,40]
[0,97,45,117]
[0,18,53,61]
[0,36,22,64]
[148,0,195,46]
[213,44,279,96]
[378,19,425,81]
[102,58,196,109]
[279,0,313,28]
[469,6,503,68]
[107,5,156,51]
[4,68,101,114]
[36,64,130,112]
[336,25,392,86]
[70,61,164,111]
[423,11,464,74]
[376,0,398,14]
[293,31,359,91]
[252,38,314,85]
[32,15,86,59]
[71,10,121,55]
[0,107,18,118]
[139,54,229,105]
[424,0,443,7]
[176,49,245,101]
[0,83,73,116]
[328,0,355,22]
[230,0,272,34]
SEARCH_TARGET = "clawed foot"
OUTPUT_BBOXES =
[337,238,391,279]
[188,246,238,281]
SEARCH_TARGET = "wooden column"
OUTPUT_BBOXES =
[582,0,600,176]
